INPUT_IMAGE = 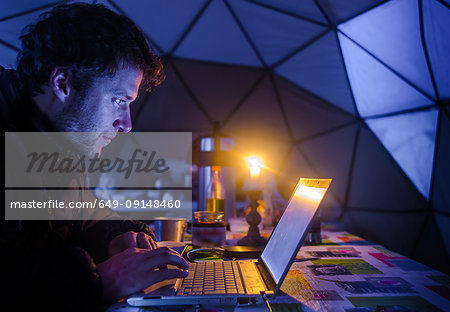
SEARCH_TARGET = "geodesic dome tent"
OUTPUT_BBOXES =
[1,0,449,273]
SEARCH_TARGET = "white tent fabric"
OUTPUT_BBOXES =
[0,0,449,273]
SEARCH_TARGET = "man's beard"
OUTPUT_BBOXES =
[52,93,103,158]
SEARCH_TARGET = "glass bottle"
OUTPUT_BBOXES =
[206,166,225,214]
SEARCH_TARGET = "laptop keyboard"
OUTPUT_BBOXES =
[176,261,246,296]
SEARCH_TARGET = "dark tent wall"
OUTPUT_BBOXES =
[0,0,449,273]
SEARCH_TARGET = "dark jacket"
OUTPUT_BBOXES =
[1,66,155,311]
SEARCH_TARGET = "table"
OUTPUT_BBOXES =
[262,223,449,312]
[107,223,449,312]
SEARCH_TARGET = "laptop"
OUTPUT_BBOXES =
[127,178,332,307]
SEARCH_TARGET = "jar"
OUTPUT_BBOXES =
[192,211,226,247]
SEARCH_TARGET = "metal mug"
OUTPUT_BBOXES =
[153,217,187,242]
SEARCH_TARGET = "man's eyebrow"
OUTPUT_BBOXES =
[111,90,134,100]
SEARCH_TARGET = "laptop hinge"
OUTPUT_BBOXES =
[256,259,277,292]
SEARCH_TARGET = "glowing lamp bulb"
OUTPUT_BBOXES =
[247,157,262,177]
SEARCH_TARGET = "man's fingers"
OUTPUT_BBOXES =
[141,247,189,270]
[147,268,189,285]
[137,232,152,249]
[122,231,138,248]
[141,246,179,257]
[108,231,139,257]
[136,232,158,250]
[150,237,158,250]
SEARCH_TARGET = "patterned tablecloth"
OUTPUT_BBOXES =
[229,224,449,312]
[108,224,449,312]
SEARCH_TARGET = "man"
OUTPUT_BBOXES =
[1,3,188,311]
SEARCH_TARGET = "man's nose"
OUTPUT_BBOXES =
[113,106,132,132]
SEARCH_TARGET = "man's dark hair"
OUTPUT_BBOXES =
[16,3,164,95]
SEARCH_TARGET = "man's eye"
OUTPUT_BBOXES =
[114,99,126,106]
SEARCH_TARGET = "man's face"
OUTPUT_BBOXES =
[54,66,143,156]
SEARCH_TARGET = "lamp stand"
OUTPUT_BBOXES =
[237,190,267,246]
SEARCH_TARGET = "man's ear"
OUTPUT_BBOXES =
[49,67,71,102]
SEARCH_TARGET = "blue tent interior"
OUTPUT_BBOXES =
[1,0,449,273]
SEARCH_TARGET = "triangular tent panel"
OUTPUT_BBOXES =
[0,8,47,51]
[319,191,343,221]
[432,109,450,214]
[275,76,355,141]
[340,210,427,259]
[132,61,210,132]
[0,1,54,19]
[228,0,327,67]
[172,59,264,124]
[339,0,435,98]
[92,0,121,14]
[347,124,428,211]
[318,0,385,25]
[276,31,357,115]
[413,214,450,273]
[432,110,450,257]
[423,0,450,99]
[434,214,450,259]
[223,76,290,140]
[0,44,17,69]
[174,0,262,67]
[366,109,438,199]
[297,123,358,206]
[339,32,433,117]
[114,0,207,54]
[0,7,50,69]
[252,0,328,24]
[279,145,320,195]
[277,144,343,221]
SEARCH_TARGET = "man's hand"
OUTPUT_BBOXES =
[108,231,157,258]
[97,247,189,301]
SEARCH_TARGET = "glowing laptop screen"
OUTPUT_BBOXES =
[261,178,331,284]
